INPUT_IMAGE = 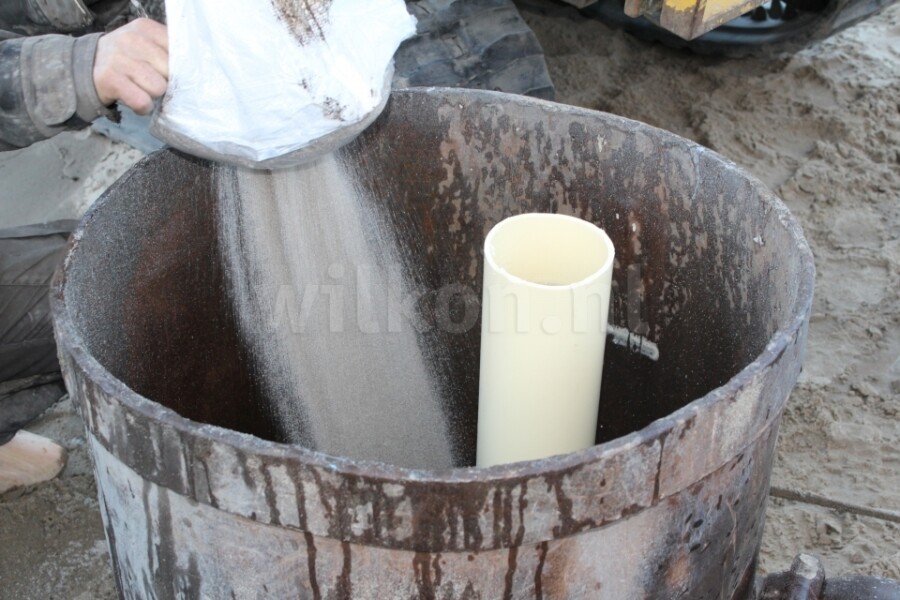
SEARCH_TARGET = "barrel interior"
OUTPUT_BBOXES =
[61,93,805,467]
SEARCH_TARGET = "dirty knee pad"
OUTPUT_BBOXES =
[0,220,76,383]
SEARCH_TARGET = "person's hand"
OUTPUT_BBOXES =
[93,18,168,115]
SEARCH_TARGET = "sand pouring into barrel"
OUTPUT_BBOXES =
[52,87,816,598]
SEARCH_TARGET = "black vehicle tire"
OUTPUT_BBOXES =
[396,0,556,99]
[135,0,556,99]
[577,0,895,54]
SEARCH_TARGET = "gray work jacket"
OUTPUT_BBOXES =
[0,0,123,150]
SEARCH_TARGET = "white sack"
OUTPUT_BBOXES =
[154,0,416,163]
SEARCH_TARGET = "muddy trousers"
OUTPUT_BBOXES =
[0,222,74,445]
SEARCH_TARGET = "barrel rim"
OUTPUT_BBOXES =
[50,87,816,489]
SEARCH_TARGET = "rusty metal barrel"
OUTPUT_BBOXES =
[52,88,814,599]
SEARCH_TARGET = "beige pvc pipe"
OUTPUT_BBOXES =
[476,213,615,467]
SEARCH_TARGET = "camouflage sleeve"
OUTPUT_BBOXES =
[0,30,117,151]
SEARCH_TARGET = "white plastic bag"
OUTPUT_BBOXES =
[151,0,416,167]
